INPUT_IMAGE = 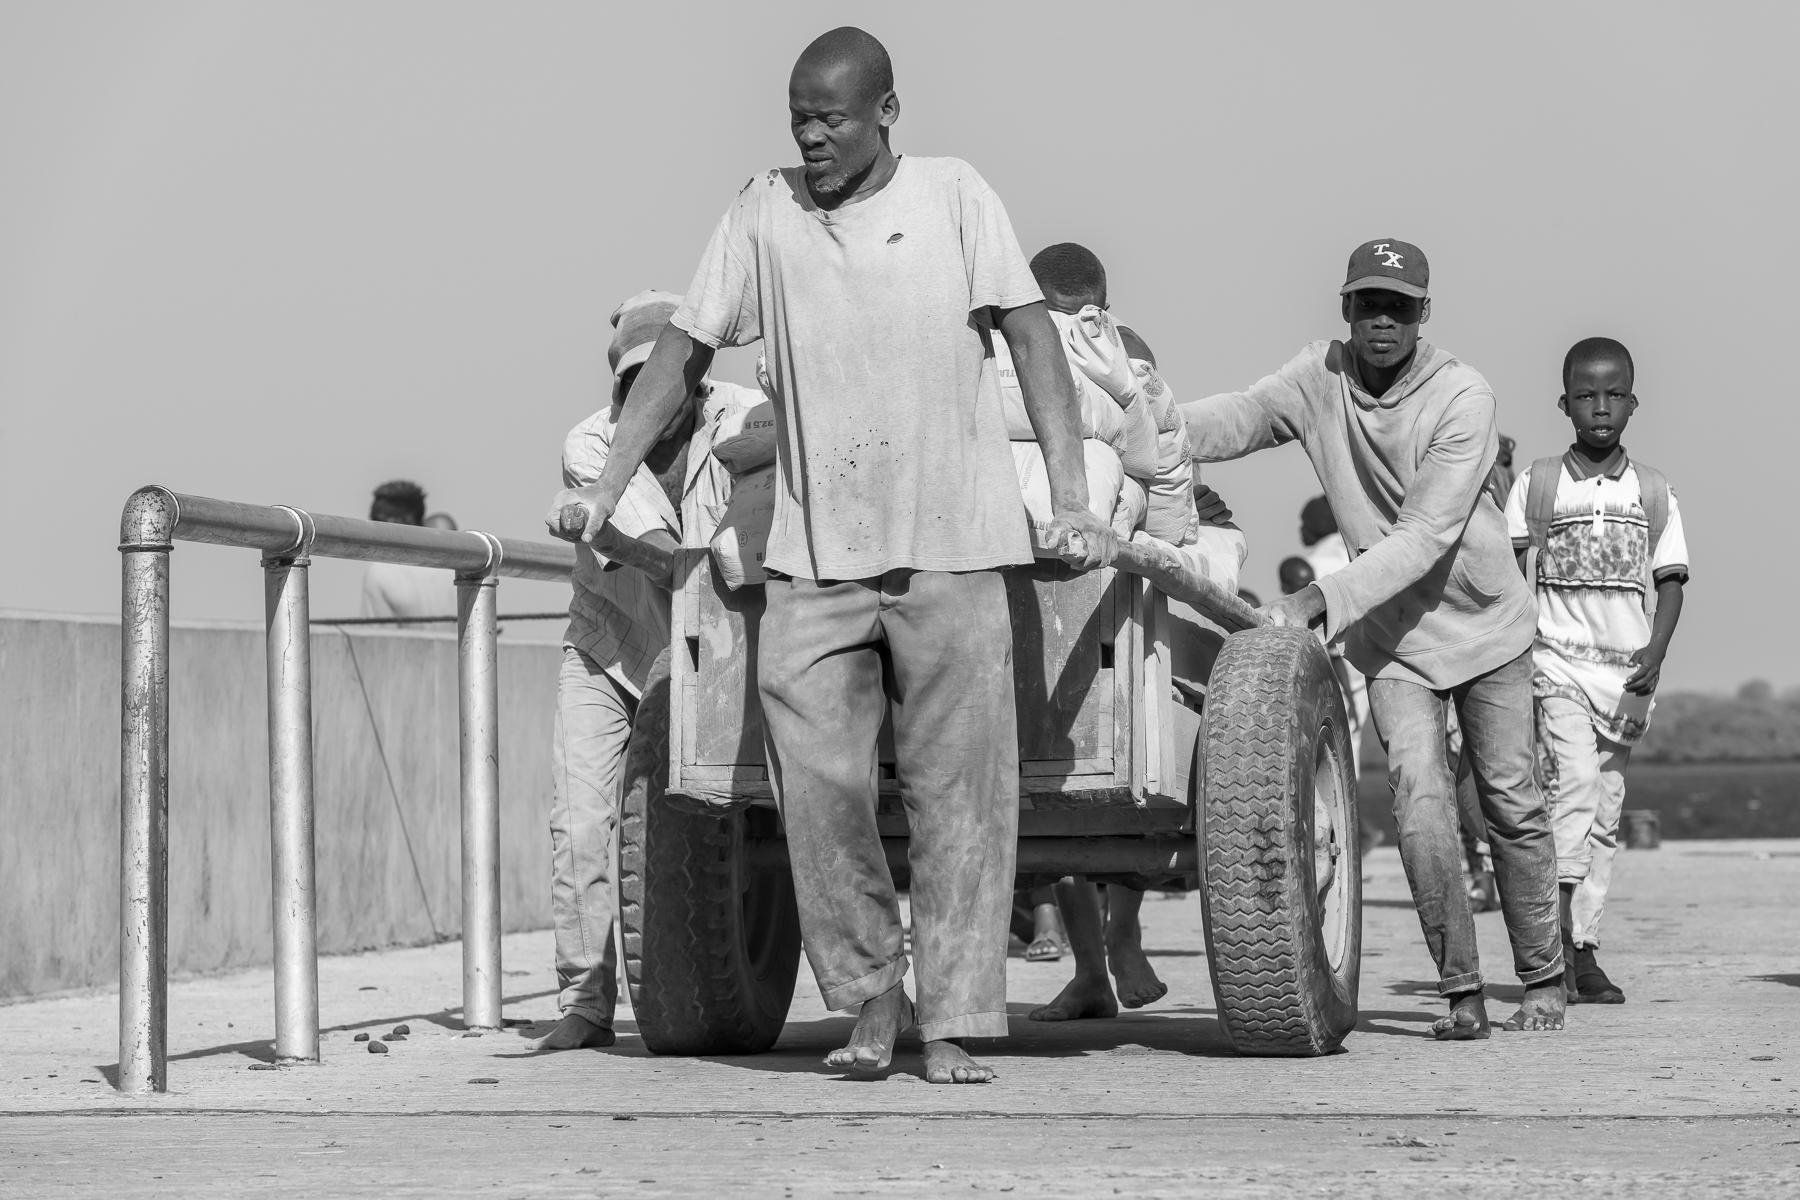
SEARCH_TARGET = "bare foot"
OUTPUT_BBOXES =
[531,1013,615,1052]
[823,985,913,1073]
[1106,939,1168,1010]
[1028,971,1119,1022]
[922,1038,995,1084]
[1431,990,1491,1041]
[1501,981,1567,1031]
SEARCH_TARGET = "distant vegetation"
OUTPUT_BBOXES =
[1637,680,1800,763]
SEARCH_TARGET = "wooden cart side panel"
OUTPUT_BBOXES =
[671,556,1145,802]
[668,549,703,797]
[1114,573,1141,801]
[1005,563,1109,763]
[1139,586,1178,801]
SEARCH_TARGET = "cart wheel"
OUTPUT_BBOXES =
[619,649,801,1054]
[1197,626,1361,1055]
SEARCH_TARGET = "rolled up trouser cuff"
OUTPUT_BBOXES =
[1556,859,1593,884]
[818,955,910,1013]
[919,1010,1010,1042]
[1436,970,1485,997]
[1518,954,1566,987]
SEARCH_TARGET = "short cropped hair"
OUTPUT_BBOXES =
[1030,243,1107,308]
[797,27,894,105]
[1562,336,1634,391]
[1300,495,1337,545]
[1278,556,1315,595]
[370,480,427,525]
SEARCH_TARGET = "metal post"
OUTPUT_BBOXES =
[456,565,502,1031]
[119,488,175,1094]
[264,552,320,1062]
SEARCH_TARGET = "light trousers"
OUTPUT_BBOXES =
[758,569,1019,1042]
[1536,694,1632,948]
[549,647,631,1027]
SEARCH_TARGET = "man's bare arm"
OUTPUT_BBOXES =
[545,322,715,543]
[997,302,1116,569]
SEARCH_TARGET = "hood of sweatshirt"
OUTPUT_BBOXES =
[1324,339,1459,410]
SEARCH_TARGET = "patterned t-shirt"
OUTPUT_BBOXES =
[1504,451,1689,743]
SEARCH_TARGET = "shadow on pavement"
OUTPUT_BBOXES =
[1746,973,1800,988]
[613,1007,1245,1080]
[1354,1007,1438,1038]
[1386,980,1525,1004]
[95,1037,278,1085]
[94,988,559,1081]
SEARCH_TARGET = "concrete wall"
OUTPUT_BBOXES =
[0,612,564,1001]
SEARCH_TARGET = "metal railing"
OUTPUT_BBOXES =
[117,485,576,1094]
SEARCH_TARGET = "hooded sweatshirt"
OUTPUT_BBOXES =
[1179,340,1535,689]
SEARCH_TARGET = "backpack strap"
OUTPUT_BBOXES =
[1632,460,1671,617]
[1523,456,1562,588]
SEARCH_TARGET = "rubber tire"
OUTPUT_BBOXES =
[1197,625,1362,1056]
[619,649,802,1055]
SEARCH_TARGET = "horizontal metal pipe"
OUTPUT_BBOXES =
[122,486,575,581]
[742,836,1195,880]
[162,492,313,555]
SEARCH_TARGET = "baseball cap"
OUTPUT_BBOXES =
[607,289,683,377]
[1339,239,1429,299]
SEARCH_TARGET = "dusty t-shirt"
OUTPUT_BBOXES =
[670,156,1040,580]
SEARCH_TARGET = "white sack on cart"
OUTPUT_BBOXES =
[709,464,776,589]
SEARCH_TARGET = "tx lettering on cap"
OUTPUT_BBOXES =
[1340,239,1429,298]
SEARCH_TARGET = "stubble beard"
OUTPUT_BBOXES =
[807,147,877,198]
[808,166,855,196]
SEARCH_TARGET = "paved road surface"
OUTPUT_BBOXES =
[3,842,1796,1196]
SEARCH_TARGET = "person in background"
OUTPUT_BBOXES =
[425,512,459,531]
[360,481,457,621]
[1299,496,1373,831]
[1013,887,1069,962]
[1279,555,1315,597]
[1300,494,1348,574]
[1020,258,1245,1024]
[1484,434,1517,510]
[539,289,762,1051]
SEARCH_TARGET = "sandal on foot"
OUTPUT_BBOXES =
[1024,935,1066,963]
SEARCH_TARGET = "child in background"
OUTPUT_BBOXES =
[1505,337,1689,1004]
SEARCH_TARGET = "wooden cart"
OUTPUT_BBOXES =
[616,547,1363,1058]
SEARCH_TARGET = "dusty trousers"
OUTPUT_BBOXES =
[1368,649,1563,995]
[758,569,1019,1042]
[549,647,631,1029]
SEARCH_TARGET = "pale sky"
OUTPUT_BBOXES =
[3,2,1792,689]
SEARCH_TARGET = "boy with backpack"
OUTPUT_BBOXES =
[1505,336,1689,1004]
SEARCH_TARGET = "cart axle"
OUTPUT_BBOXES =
[741,835,1196,883]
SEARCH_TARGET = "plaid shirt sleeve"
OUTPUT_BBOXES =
[562,406,680,552]
[561,405,680,697]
